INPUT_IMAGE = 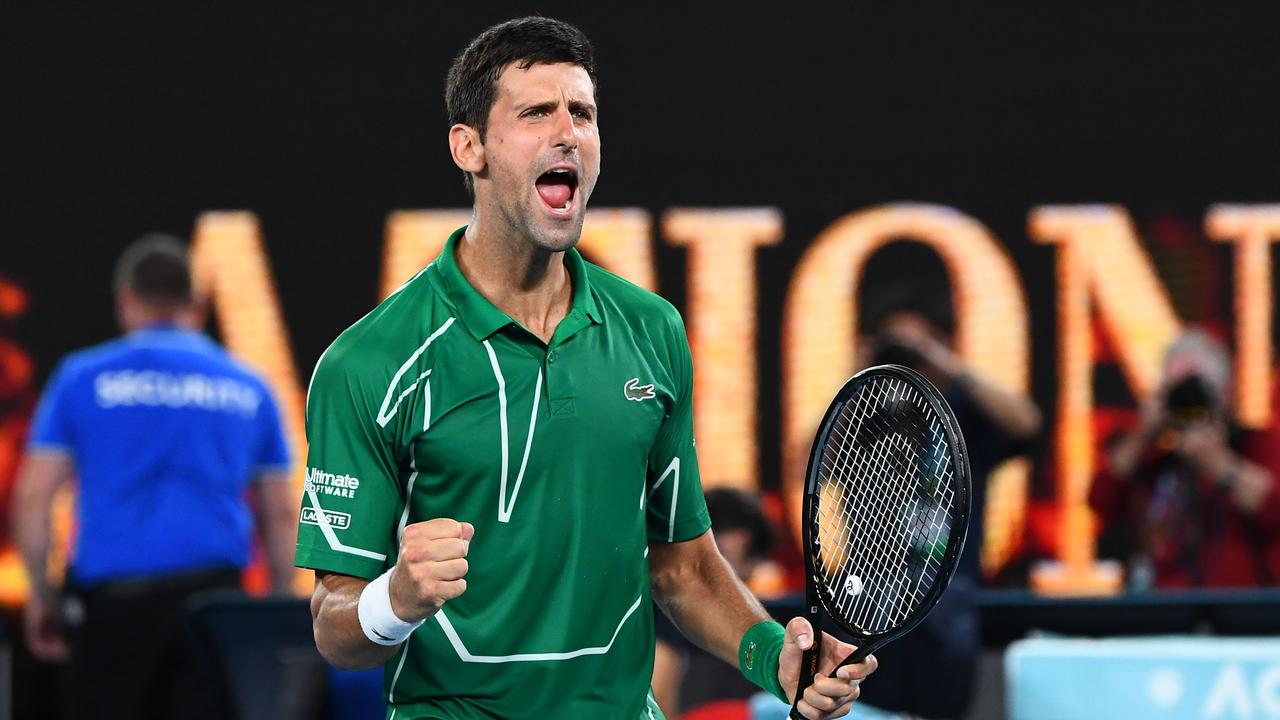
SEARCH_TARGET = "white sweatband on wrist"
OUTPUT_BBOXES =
[358,568,425,646]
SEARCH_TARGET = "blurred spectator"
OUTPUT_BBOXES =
[0,276,59,720]
[1090,329,1280,589]
[652,487,778,719]
[0,275,36,592]
[853,282,1042,719]
[11,235,297,720]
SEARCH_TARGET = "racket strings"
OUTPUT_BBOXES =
[812,376,958,635]
[828,381,932,628]
[821,386,915,625]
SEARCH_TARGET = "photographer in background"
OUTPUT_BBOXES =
[1090,329,1280,589]
[854,274,1042,719]
[859,272,1044,585]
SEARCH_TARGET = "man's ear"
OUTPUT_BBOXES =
[449,124,485,175]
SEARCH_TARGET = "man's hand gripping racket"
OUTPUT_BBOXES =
[786,365,971,719]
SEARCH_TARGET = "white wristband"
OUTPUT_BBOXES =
[358,568,425,646]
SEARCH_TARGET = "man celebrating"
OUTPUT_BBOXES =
[297,17,876,719]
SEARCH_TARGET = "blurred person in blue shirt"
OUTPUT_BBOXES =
[12,235,297,720]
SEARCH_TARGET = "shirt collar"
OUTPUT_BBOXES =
[430,226,603,342]
[127,324,213,349]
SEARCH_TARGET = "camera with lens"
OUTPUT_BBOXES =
[871,336,924,370]
[1164,374,1219,425]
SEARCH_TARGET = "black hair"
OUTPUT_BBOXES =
[858,241,954,336]
[705,488,776,560]
[112,234,193,307]
[444,16,596,193]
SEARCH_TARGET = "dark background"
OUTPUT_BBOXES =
[5,4,1280,501]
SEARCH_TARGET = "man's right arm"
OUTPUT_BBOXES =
[311,572,399,669]
[310,518,473,670]
[1108,394,1167,480]
[16,361,77,661]
[13,451,73,661]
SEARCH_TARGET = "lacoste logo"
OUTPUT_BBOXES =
[745,640,756,670]
[300,507,352,530]
[624,378,656,402]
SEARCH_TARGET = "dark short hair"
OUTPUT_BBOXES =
[705,488,776,560]
[444,16,596,193]
[861,284,955,338]
[859,242,954,336]
[113,234,193,307]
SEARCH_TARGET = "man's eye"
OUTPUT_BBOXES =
[573,110,593,121]
[524,109,546,118]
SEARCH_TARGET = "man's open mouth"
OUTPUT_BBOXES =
[535,166,579,213]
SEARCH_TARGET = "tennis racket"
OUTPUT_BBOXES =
[789,364,971,719]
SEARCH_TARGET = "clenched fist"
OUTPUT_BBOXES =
[388,518,474,621]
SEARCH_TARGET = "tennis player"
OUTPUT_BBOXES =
[296,16,876,719]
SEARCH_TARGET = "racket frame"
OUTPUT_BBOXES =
[790,364,971,717]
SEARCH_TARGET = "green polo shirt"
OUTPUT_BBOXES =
[296,226,710,719]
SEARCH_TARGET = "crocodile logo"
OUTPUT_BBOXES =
[624,378,656,402]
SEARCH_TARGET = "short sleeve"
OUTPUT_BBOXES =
[294,344,404,579]
[28,361,77,456]
[252,383,292,475]
[646,312,711,544]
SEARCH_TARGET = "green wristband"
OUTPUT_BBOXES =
[738,620,788,704]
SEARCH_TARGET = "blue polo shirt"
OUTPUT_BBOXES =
[27,326,291,585]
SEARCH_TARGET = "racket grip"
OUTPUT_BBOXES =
[787,643,821,720]
[845,643,873,665]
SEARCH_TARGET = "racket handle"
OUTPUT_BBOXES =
[789,643,874,718]
[787,640,821,720]
[844,643,873,665]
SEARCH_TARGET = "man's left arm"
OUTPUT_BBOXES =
[252,471,300,595]
[13,451,73,661]
[1183,423,1280,528]
[15,361,78,660]
[648,532,876,720]
[886,324,1041,441]
[250,383,298,594]
[927,347,1041,442]
[953,370,1043,441]
[646,311,874,718]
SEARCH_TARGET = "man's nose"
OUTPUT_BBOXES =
[550,106,578,149]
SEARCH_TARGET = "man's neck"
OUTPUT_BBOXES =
[123,309,198,334]
[456,215,573,344]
